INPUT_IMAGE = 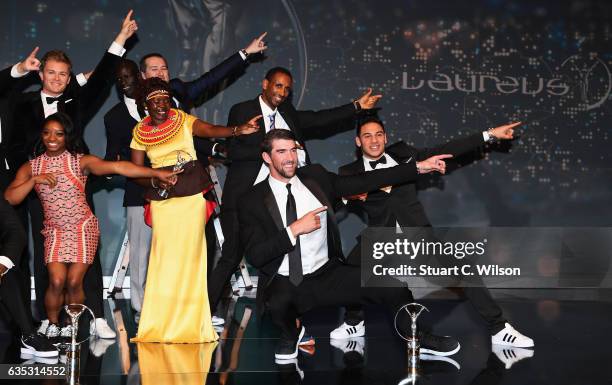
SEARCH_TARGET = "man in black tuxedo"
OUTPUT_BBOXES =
[209,66,383,314]
[334,116,534,349]
[238,129,459,360]
[104,33,267,321]
[7,11,138,338]
[0,197,57,359]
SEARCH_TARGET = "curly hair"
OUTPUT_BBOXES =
[136,77,172,108]
[34,112,86,157]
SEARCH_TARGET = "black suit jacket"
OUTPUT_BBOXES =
[171,52,247,157]
[0,66,40,189]
[9,50,121,167]
[0,197,26,266]
[238,162,418,311]
[223,97,357,209]
[339,133,485,227]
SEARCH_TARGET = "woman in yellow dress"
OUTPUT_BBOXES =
[130,78,260,343]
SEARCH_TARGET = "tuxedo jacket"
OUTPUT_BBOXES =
[0,197,26,266]
[222,97,357,209]
[238,162,418,311]
[339,133,485,227]
[9,50,121,168]
[0,66,40,189]
[104,52,247,206]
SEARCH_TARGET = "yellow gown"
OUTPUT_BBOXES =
[130,110,218,343]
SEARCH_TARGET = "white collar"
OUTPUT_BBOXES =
[259,95,278,116]
[268,173,299,193]
[40,90,63,103]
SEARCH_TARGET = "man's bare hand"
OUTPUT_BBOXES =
[289,206,327,237]
[17,47,41,73]
[489,121,521,140]
[243,32,268,55]
[115,10,138,45]
[416,154,453,174]
[355,88,382,110]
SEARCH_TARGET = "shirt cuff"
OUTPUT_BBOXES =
[76,73,88,86]
[286,227,297,246]
[0,256,14,274]
[10,63,28,78]
[238,50,247,60]
[482,131,490,142]
[108,41,127,57]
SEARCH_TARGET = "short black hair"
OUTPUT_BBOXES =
[36,112,86,157]
[264,67,293,81]
[261,129,297,154]
[117,58,139,76]
[356,115,385,136]
[139,53,167,73]
[136,77,172,107]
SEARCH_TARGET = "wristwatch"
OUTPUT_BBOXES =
[353,100,362,112]
[240,49,249,58]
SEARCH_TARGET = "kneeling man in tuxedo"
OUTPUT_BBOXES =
[238,129,460,360]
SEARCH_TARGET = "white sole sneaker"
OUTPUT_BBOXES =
[330,321,365,339]
[491,323,534,348]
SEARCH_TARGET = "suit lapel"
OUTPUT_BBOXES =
[300,176,333,213]
[262,181,285,231]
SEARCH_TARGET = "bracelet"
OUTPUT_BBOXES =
[232,126,238,136]
[150,178,158,188]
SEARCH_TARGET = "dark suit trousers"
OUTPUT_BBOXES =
[265,260,414,340]
[342,239,506,332]
[0,268,34,335]
[28,192,104,319]
[207,207,242,311]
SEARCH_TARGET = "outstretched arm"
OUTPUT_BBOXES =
[80,155,179,184]
[192,115,261,138]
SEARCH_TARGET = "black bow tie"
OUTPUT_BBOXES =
[369,156,387,169]
[46,96,61,104]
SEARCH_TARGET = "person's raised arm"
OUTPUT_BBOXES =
[192,115,261,138]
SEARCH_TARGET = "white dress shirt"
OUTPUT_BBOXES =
[268,175,329,276]
[253,96,307,185]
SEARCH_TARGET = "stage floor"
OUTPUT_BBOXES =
[1,291,610,385]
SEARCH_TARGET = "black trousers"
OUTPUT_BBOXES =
[265,260,414,341]
[27,191,104,320]
[0,268,35,335]
[343,233,506,333]
[207,207,242,311]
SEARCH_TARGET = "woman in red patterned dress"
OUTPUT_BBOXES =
[4,112,178,335]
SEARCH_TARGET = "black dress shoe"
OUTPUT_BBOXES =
[418,331,461,356]
[20,333,59,358]
[275,326,305,360]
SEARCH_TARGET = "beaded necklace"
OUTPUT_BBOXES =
[133,108,185,147]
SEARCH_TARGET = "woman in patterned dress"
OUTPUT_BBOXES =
[4,112,179,334]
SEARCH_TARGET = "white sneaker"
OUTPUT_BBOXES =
[492,345,534,369]
[45,323,60,338]
[60,325,73,338]
[491,323,534,348]
[38,319,49,335]
[330,336,365,356]
[330,321,365,339]
[212,316,225,326]
[90,318,116,339]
